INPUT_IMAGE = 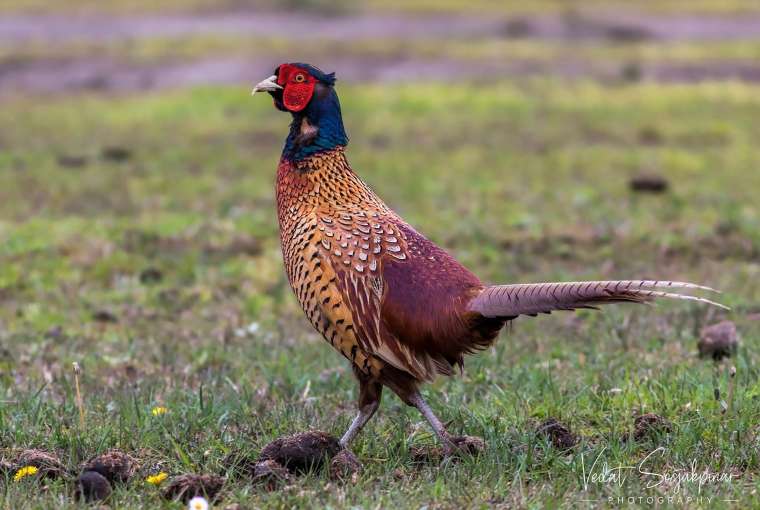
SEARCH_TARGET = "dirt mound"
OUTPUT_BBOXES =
[74,470,112,502]
[698,320,738,360]
[629,174,669,194]
[251,459,291,491]
[14,449,65,479]
[163,473,225,503]
[536,418,578,450]
[81,448,139,484]
[329,449,362,481]
[633,413,672,441]
[258,430,340,474]
[410,435,486,463]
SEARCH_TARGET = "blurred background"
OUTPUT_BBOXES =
[1,1,760,507]
[2,1,760,383]
[1,0,759,392]
[3,0,760,92]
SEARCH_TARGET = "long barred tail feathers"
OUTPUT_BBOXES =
[468,280,728,318]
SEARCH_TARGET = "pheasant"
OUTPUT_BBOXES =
[252,63,725,455]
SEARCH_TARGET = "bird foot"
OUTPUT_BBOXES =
[329,448,362,482]
[442,435,486,458]
[409,436,486,464]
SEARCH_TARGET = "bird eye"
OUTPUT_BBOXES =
[295,74,305,83]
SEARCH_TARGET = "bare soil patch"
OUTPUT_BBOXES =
[2,11,759,46]
[2,10,760,95]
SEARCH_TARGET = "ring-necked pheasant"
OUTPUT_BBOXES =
[252,63,726,455]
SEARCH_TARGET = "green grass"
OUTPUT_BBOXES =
[1,81,759,508]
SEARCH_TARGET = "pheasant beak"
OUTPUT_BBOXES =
[251,75,282,95]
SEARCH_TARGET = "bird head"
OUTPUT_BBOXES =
[252,63,347,161]
[252,62,337,114]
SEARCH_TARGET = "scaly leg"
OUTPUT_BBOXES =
[385,370,485,458]
[407,390,458,455]
[339,373,382,448]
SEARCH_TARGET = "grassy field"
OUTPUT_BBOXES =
[5,36,760,70]
[4,0,760,15]
[5,0,760,98]
[1,80,759,508]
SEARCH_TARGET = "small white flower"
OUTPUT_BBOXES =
[235,321,261,338]
[188,496,209,510]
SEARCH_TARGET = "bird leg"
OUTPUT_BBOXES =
[407,391,458,455]
[339,404,377,448]
[339,375,382,448]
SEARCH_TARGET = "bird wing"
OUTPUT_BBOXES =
[468,280,727,318]
[315,211,459,381]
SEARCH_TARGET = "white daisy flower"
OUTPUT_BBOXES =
[188,496,209,510]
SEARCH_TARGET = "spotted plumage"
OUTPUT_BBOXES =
[276,147,499,382]
[276,149,387,376]
[254,62,726,455]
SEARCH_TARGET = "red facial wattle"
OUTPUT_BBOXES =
[283,83,314,112]
[277,64,316,112]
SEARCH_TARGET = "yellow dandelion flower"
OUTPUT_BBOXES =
[13,465,39,482]
[151,406,168,416]
[145,472,168,485]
